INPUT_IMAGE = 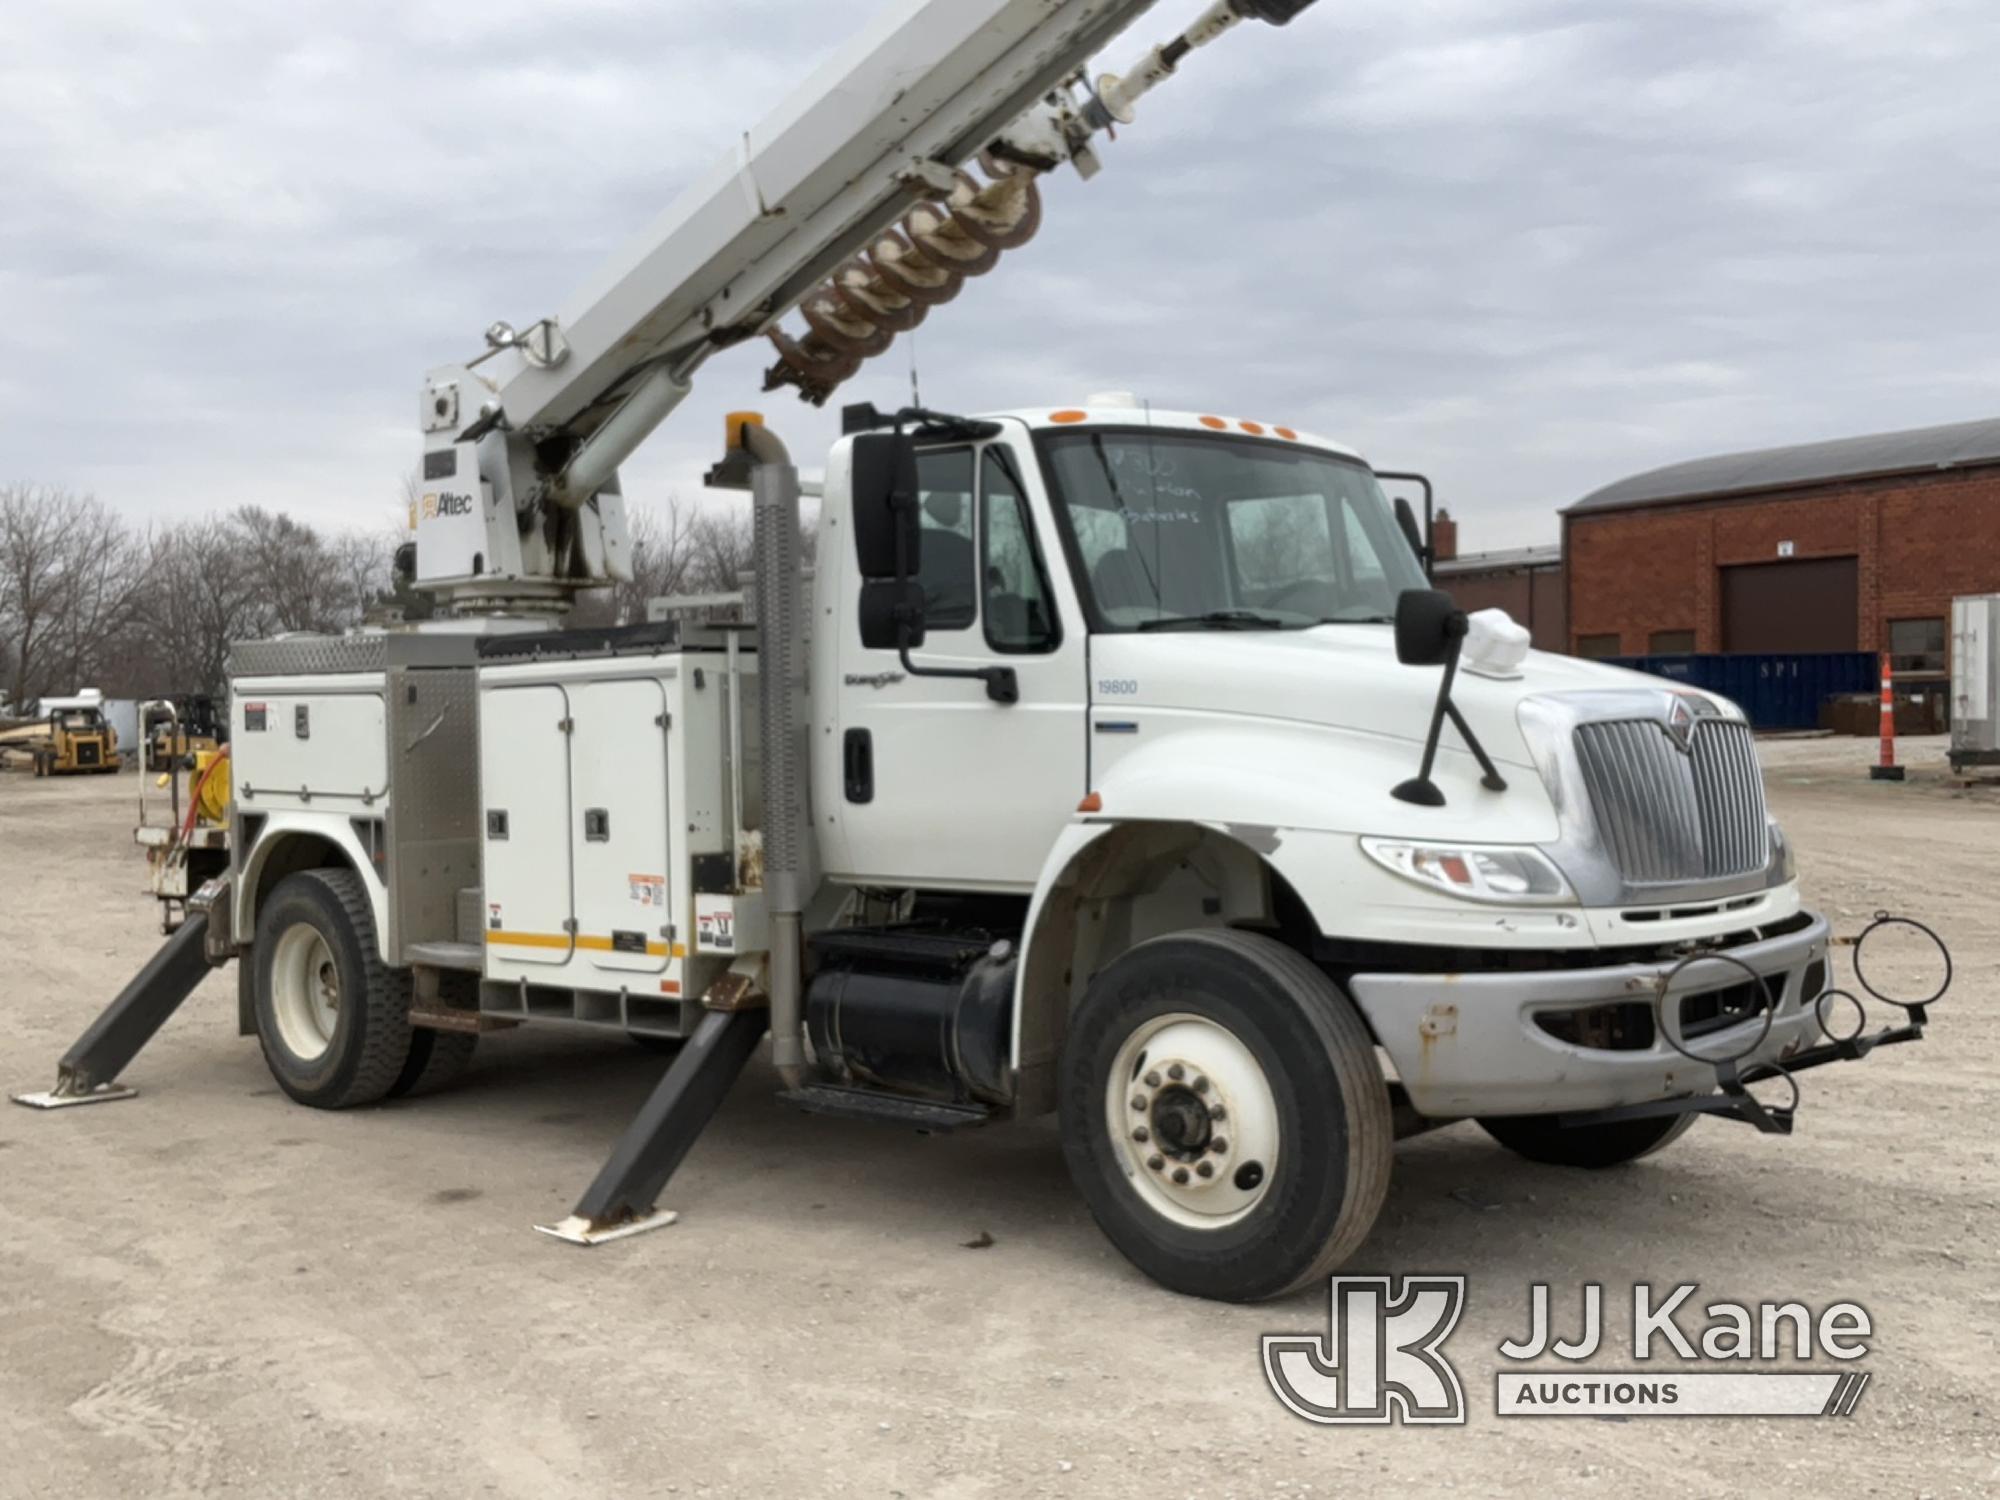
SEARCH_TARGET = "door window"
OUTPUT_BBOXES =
[981,450,1058,653]
[915,448,976,631]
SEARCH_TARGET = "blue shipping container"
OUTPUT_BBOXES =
[1603,652,1878,731]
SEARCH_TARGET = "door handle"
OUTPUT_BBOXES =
[843,729,873,804]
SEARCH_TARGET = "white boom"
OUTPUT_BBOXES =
[412,0,1317,610]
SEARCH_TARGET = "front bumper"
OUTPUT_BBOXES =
[1348,912,1833,1118]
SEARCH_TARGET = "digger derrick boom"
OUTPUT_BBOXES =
[412,0,1319,607]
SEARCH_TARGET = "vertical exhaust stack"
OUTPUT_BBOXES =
[728,414,813,1086]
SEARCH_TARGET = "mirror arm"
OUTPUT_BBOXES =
[1444,699,1508,793]
[896,641,1019,704]
[1379,470,1436,579]
[1392,636,1461,807]
[1391,634,1505,806]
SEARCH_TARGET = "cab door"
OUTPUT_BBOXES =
[831,434,1088,890]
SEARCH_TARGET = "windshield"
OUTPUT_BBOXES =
[1038,428,1428,631]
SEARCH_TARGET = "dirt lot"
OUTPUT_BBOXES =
[1,739,1993,1499]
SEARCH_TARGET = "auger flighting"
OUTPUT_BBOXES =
[763,0,1314,404]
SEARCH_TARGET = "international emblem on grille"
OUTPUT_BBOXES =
[1665,695,1697,753]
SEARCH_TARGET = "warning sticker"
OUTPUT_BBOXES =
[628,874,665,908]
[696,909,735,951]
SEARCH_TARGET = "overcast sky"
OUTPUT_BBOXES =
[5,0,1998,553]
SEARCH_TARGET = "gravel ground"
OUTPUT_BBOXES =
[0,736,1993,1499]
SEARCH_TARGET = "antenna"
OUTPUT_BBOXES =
[907,330,922,410]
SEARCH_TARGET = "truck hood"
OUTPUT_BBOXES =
[1090,625,1665,770]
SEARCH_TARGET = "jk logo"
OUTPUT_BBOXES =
[1262,1275,1468,1425]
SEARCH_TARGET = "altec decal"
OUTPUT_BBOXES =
[420,490,476,520]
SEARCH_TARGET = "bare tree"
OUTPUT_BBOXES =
[331,528,394,623]
[231,507,345,635]
[43,509,146,696]
[687,505,759,594]
[0,475,823,703]
[128,519,260,698]
[0,484,144,708]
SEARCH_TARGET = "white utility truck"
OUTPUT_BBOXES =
[20,0,1934,1303]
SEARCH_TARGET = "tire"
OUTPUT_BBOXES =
[1059,929,1394,1303]
[391,1029,479,1098]
[253,868,413,1109]
[1477,1111,1695,1168]
[389,970,480,1098]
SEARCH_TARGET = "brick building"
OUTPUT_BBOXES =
[1562,416,2000,677]
[1429,509,1566,651]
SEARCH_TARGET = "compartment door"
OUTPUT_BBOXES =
[479,683,574,968]
[570,678,673,976]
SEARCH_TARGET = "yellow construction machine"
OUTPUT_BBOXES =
[22,703,123,776]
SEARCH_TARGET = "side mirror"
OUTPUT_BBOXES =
[851,433,920,579]
[858,578,926,651]
[1394,587,1465,667]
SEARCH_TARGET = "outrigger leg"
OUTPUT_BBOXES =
[12,913,216,1110]
[534,1007,769,1246]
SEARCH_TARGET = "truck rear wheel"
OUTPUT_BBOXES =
[1477,1112,1695,1168]
[253,868,413,1109]
[390,972,480,1098]
[1059,929,1393,1303]
[391,1030,479,1098]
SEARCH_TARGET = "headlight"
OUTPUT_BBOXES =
[1769,817,1796,881]
[1360,837,1574,904]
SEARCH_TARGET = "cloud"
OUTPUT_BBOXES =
[3,0,1998,556]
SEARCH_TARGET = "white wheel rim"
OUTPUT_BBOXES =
[1104,1011,1281,1230]
[270,923,340,1062]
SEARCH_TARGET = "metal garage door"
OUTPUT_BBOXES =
[1721,556,1858,652]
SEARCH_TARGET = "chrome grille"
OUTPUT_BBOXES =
[1574,718,1767,885]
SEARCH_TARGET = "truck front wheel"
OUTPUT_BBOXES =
[1477,1112,1695,1168]
[253,868,413,1109]
[1059,929,1394,1303]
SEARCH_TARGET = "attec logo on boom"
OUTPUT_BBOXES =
[421,490,476,521]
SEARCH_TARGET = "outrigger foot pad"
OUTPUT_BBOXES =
[540,1006,768,1249]
[12,1080,139,1110]
[532,1209,681,1246]
[14,910,217,1113]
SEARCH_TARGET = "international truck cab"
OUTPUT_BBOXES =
[21,0,1936,1304]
